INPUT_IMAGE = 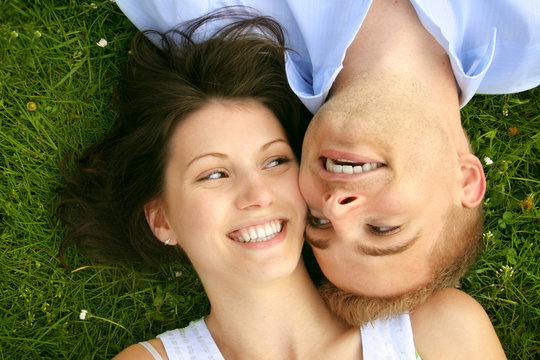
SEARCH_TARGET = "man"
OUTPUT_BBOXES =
[116,0,540,323]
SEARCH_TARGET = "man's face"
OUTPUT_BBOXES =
[299,87,464,297]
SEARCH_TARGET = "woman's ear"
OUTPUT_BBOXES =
[144,199,178,245]
[458,153,486,208]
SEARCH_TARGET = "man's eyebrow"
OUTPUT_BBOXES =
[304,231,330,249]
[304,231,421,256]
[355,231,420,256]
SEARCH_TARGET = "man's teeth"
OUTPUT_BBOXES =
[232,220,283,243]
[325,158,382,174]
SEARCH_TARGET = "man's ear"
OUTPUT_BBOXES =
[144,198,178,245]
[458,153,486,208]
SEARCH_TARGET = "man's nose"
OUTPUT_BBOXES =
[322,189,364,230]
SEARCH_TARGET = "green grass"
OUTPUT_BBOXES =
[0,1,538,359]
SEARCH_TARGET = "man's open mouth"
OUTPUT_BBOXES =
[323,157,384,174]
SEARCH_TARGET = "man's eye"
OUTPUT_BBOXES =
[307,211,331,229]
[368,225,400,235]
[265,157,291,169]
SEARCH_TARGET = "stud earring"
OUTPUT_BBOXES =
[164,238,171,246]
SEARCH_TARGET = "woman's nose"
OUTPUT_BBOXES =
[235,174,274,210]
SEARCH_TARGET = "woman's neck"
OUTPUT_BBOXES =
[203,260,361,360]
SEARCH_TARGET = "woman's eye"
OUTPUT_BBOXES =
[265,157,291,169]
[199,170,228,181]
[368,225,400,235]
[307,211,331,229]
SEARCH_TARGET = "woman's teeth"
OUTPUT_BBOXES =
[231,220,283,243]
[325,158,382,174]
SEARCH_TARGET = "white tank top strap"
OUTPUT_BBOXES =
[361,313,420,360]
[157,318,224,360]
[139,341,164,360]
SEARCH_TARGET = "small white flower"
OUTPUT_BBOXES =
[79,309,88,320]
[484,157,493,165]
[96,38,108,47]
[175,271,183,278]
[11,30,19,38]
[90,3,97,8]
[34,30,42,37]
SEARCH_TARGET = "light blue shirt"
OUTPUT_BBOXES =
[116,0,540,113]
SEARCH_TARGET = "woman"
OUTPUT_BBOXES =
[58,12,505,360]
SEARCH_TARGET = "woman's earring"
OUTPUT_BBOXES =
[164,238,171,246]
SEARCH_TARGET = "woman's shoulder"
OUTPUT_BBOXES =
[412,288,485,320]
[410,288,506,359]
[113,338,167,360]
[113,319,218,359]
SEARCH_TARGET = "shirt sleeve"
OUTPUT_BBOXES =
[114,0,373,114]
[411,0,540,107]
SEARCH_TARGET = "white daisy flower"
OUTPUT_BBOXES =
[96,38,108,47]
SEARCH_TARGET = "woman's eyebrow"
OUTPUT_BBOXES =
[186,139,287,168]
[261,138,288,151]
[186,153,227,168]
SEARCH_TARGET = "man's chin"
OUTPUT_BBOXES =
[319,280,434,326]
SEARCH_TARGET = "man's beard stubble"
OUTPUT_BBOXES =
[319,280,437,326]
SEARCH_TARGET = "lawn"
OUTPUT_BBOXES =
[0,1,538,359]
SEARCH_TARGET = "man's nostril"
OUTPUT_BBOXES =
[339,196,357,205]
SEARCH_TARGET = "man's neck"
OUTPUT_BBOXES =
[330,0,470,153]
[334,0,448,89]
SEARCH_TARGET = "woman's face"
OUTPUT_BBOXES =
[150,100,306,285]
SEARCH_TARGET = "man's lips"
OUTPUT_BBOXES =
[320,149,383,164]
[317,150,386,177]
[323,157,384,174]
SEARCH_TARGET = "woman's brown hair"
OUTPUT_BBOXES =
[57,9,309,267]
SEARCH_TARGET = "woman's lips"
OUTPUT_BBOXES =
[228,219,283,243]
